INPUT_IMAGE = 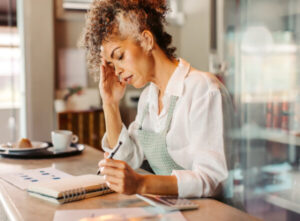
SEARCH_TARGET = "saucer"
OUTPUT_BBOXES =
[47,146,77,153]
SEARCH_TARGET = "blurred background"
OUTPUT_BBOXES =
[0,0,300,220]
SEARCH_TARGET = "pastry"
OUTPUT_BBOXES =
[17,138,33,148]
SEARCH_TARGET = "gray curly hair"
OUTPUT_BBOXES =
[79,0,177,79]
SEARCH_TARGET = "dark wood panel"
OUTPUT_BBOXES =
[57,109,105,150]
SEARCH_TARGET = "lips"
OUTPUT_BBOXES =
[123,75,133,83]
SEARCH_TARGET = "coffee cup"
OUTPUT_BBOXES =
[51,130,78,151]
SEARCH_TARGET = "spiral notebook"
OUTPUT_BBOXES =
[27,174,112,204]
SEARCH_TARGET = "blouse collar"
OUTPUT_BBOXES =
[146,58,191,113]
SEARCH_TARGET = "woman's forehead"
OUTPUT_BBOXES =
[100,36,136,58]
[100,39,122,58]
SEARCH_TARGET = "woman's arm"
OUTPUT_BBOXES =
[139,174,178,195]
[99,60,126,148]
[170,88,229,198]
[99,158,178,195]
[101,86,151,169]
[103,103,123,148]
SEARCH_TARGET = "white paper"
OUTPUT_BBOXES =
[0,167,72,190]
[53,207,187,221]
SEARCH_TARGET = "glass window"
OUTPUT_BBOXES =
[221,0,300,220]
[0,26,20,108]
[0,0,20,143]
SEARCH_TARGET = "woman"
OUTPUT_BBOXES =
[82,0,231,198]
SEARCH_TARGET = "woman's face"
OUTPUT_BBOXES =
[101,36,154,88]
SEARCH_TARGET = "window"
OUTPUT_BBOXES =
[0,26,20,109]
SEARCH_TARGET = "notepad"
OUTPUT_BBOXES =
[27,174,112,204]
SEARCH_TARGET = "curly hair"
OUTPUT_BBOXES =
[80,0,177,78]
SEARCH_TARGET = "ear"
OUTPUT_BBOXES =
[140,30,154,52]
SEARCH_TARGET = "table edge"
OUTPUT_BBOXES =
[0,180,24,221]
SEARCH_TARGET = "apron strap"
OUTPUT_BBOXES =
[139,96,178,133]
[139,103,149,129]
[162,95,178,135]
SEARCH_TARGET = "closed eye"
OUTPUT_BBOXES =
[106,62,114,69]
[118,53,124,60]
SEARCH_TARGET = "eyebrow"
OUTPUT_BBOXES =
[110,46,120,59]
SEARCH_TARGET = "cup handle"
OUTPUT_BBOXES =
[72,135,79,143]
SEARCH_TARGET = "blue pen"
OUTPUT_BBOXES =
[97,141,123,175]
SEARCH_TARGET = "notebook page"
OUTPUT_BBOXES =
[27,174,107,198]
[0,167,72,190]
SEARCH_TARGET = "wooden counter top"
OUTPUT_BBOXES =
[0,146,260,221]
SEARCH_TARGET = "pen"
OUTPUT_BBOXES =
[97,141,123,175]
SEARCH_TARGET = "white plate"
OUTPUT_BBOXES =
[0,141,49,152]
[47,146,77,153]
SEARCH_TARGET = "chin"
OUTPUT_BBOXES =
[132,83,144,89]
[132,80,147,89]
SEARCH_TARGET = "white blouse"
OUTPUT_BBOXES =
[102,59,232,198]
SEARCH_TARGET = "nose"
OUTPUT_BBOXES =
[115,66,123,78]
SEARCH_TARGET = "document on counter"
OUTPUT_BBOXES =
[0,167,72,190]
[53,207,187,221]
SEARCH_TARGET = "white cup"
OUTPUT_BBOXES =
[51,130,78,151]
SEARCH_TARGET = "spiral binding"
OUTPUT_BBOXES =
[62,187,86,203]
[61,184,112,203]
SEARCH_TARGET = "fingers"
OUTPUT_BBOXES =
[100,63,108,83]
[99,59,123,87]
[98,159,126,169]
[98,159,127,179]
[97,159,140,194]
[101,57,106,65]
[104,152,109,159]
[105,174,123,184]
[101,166,125,178]
[100,59,109,81]
[100,65,120,88]
[103,169,127,193]
[99,67,106,89]
[98,159,126,193]
[107,182,122,193]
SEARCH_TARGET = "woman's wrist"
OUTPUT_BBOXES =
[102,101,122,148]
[136,174,179,195]
[136,174,147,194]
[102,102,119,110]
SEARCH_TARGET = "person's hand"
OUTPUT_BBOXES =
[99,59,126,105]
[103,152,109,159]
[98,159,144,195]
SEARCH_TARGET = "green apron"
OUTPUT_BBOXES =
[137,95,184,175]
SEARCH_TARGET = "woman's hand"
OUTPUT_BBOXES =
[98,159,145,195]
[103,152,109,158]
[99,60,126,105]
